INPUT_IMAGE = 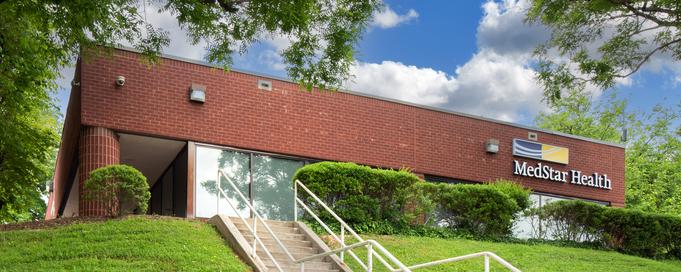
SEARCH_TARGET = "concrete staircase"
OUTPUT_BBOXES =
[210,215,350,272]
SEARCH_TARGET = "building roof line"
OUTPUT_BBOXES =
[112,45,626,148]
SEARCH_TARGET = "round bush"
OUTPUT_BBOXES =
[84,164,150,216]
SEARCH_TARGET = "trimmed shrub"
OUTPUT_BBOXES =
[538,200,681,259]
[418,182,522,237]
[485,179,532,211]
[84,164,150,216]
[601,208,681,259]
[537,200,606,242]
[292,162,420,225]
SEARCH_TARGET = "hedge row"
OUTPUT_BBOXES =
[536,200,681,259]
[293,162,529,237]
[417,181,530,237]
[292,161,420,225]
[295,161,681,260]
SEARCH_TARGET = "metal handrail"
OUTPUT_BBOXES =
[405,251,521,272]
[294,179,410,271]
[215,172,521,272]
[293,239,409,272]
[293,179,522,272]
[216,170,296,272]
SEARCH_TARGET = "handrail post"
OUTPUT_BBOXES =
[216,171,220,215]
[252,217,258,256]
[294,180,298,222]
[484,255,490,272]
[340,227,345,261]
[367,243,373,272]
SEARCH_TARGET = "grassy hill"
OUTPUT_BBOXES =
[345,234,681,272]
[2,217,681,271]
[0,216,249,272]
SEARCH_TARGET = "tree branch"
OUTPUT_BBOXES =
[603,13,637,21]
[201,0,250,13]
[640,6,678,15]
[628,24,666,38]
[615,37,681,78]
[616,1,678,27]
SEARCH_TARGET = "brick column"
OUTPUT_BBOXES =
[78,126,120,216]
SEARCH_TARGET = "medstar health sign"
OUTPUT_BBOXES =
[512,139,612,190]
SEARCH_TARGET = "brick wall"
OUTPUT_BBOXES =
[46,62,82,220]
[78,126,120,216]
[79,49,626,206]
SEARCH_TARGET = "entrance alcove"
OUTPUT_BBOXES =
[119,133,187,216]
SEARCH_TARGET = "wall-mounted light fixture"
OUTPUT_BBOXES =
[189,83,206,103]
[485,139,499,153]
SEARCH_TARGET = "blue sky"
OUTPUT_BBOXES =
[55,0,680,125]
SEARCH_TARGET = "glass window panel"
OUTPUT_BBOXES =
[195,146,250,218]
[538,194,570,240]
[252,155,304,220]
[513,193,541,239]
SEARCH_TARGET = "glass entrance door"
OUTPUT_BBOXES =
[253,155,303,220]
[195,147,250,218]
[194,145,305,220]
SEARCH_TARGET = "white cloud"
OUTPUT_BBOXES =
[258,49,286,71]
[349,61,456,105]
[106,3,208,60]
[348,0,548,123]
[477,0,549,56]
[141,4,207,59]
[447,49,545,122]
[347,48,545,123]
[371,5,419,29]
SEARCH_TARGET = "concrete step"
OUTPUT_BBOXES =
[266,264,339,272]
[229,217,296,228]
[234,223,302,235]
[248,236,315,248]
[264,244,319,255]
[240,240,318,254]
[252,247,320,260]
[241,231,307,241]
[215,216,346,272]
[259,256,333,270]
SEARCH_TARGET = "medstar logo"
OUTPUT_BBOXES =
[513,139,569,164]
[513,160,612,190]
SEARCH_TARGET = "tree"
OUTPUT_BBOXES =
[535,90,681,216]
[625,106,681,214]
[534,89,634,142]
[527,0,681,104]
[0,0,380,222]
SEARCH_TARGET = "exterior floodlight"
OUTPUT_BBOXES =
[485,139,499,153]
[190,83,206,103]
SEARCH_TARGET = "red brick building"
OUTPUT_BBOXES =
[45,48,625,221]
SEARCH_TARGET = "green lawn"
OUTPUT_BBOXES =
[3,217,681,272]
[340,234,681,272]
[0,216,250,272]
